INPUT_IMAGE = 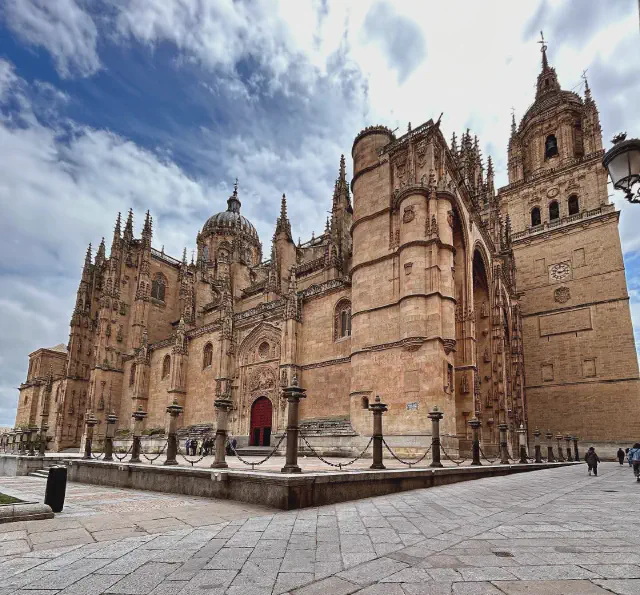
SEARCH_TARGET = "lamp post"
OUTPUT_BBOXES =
[602,133,640,203]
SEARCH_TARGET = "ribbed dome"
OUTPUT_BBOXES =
[202,184,259,241]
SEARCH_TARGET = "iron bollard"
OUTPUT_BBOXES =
[499,423,510,465]
[44,465,67,513]
[369,396,388,470]
[165,401,183,466]
[212,397,232,469]
[573,436,579,462]
[546,430,556,462]
[281,377,307,473]
[104,412,118,461]
[428,407,444,468]
[517,423,528,464]
[469,417,481,466]
[38,423,49,457]
[565,436,573,461]
[556,434,565,462]
[130,406,147,463]
[83,412,98,459]
[533,428,542,463]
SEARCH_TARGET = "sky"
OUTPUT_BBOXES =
[0,0,639,426]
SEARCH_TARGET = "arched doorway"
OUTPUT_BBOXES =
[250,397,272,446]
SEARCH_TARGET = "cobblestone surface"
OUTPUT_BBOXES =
[1,462,639,594]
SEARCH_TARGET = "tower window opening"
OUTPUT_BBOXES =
[545,135,558,159]
[531,207,541,227]
[151,273,166,302]
[203,343,213,369]
[568,195,579,216]
[549,201,560,221]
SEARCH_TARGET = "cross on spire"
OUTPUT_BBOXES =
[538,30,549,69]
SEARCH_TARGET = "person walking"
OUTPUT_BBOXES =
[185,438,190,455]
[617,448,626,465]
[585,446,601,476]
[629,443,640,482]
[191,439,198,456]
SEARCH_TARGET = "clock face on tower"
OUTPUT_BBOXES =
[549,262,571,282]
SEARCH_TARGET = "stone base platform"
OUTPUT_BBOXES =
[62,459,580,510]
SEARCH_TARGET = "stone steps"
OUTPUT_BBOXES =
[234,446,282,457]
[299,418,357,436]
[28,468,52,479]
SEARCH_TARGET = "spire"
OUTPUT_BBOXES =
[510,110,517,137]
[123,208,134,242]
[275,193,293,240]
[182,247,187,265]
[583,70,593,104]
[339,153,346,182]
[325,217,330,235]
[539,30,549,70]
[84,243,92,268]
[487,155,494,179]
[227,178,241,214]
[450,131,458,156]
[332,154,351,212]
[95,237,105,265]
[142,210,152,243]
[535,30,560,98]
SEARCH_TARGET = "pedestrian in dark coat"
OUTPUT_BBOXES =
[585,447,600,476]
[617,448,626,465]
[191,439,198,456]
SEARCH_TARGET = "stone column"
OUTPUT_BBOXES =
[212,397,232,469]
[546,430,556,462]
[104,413,118,461]
[369,396,388,470]
[429,407,444,468]
[533,428,542,463]
[469,417,481,466]
[16,430,25,455]
[565,436,573,461]
[83,412,98,459]
[556,434,565,462]
[130,407,147,463]
[38,423,49,457]
[517,423,528,464]
[165,401,183,466]
[27,426,38,457]
[499,423,510,465]
[573,436,579,462]
[281,377,307,473]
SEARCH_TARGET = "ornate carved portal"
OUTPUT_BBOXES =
[249,396,273,446]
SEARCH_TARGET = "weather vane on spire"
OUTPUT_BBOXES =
[233,178,238,194]
[538,31,547,53]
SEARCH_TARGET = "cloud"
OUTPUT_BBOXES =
[1,0,101,78]
[360,1,426,84]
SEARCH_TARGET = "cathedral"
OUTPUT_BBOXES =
[15,45,639,456]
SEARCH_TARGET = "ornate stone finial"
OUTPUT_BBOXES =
[84,243,92,268]
[182,247,187,265]
[407,122,412,133]
[510,108,517,137]
[292,375,298,387]
[325,216,330,235]
[124,208,134,241]
[276,193,292,239]
[227,179,241,214]
[612,132,627,144]
[375,395,381,403]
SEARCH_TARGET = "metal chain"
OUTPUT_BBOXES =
[90,449,105,461]
[479,446,500,464]
[382,439,432,467]
[299,435,373,470]
[113,442,133,461]
[228,433,287,470]
[141,440,169,464]
[439,444,467,466]
[177,445,208,466]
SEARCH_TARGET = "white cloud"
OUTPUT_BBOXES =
[2,0,101,78]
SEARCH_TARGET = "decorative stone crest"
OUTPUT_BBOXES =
[442,338,456,355]
[403,205,415,224]
[554,286,571,303]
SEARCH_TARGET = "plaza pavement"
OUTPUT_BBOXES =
[0,462,639,594]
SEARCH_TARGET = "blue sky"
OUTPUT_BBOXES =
[0,0,639,426]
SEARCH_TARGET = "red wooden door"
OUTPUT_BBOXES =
[250,397,273,446]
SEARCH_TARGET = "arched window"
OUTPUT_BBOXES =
[162,354,171,379]
[549,200,560,221]
[531,207,541,227]
[545,134,558,159]
[568,195,579,215]
[334,299,352,341]
[129,363,136,386]
[151,273,166,302]
[361,396,369,410]
[203,343,213,369]
[202,246,209,263]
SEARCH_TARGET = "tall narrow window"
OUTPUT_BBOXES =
[129,363,136,386]
[334,299,352,341]
[203,343,213,369]
[549,201,560,221]
[151,273,167,301]
[568,195,579,215]
[162,354,171,379]
[531,207,541,227]
[545,134,558,159]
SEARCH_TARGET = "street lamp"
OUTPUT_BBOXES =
[602,133,640,203]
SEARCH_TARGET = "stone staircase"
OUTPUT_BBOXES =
[234,445,282,458]
[28,464,56,479]
[299,417,357,436]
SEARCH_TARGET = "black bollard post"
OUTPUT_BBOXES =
[546,430,555,462]
[517,423,528,464]
[165,401,183,466]
[469,417,481,466]
[556,434,565,462]
[83,412,98,460]
[369,396,388,470]
[212,397,232,469]
[565,436,573,461]
[499,423,510,464]
[533,428,542,463]
[429,407,444,468]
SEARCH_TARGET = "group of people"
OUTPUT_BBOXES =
[183,436,238,457]
[618,444,640,482]
[585,444,640,480]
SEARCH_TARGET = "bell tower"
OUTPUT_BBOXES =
[498,34,640,452]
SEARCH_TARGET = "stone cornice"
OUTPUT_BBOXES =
[301,356,351,371]
[352,291,455,319]
[300,278,350,302]
[350,207,391,235]
[351,162,384,191]
[351,335,452,358]
[520,296,630,319]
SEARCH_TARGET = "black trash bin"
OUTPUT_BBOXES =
[44,465,67,513]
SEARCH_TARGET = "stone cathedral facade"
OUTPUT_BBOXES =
[15,48,639,454]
